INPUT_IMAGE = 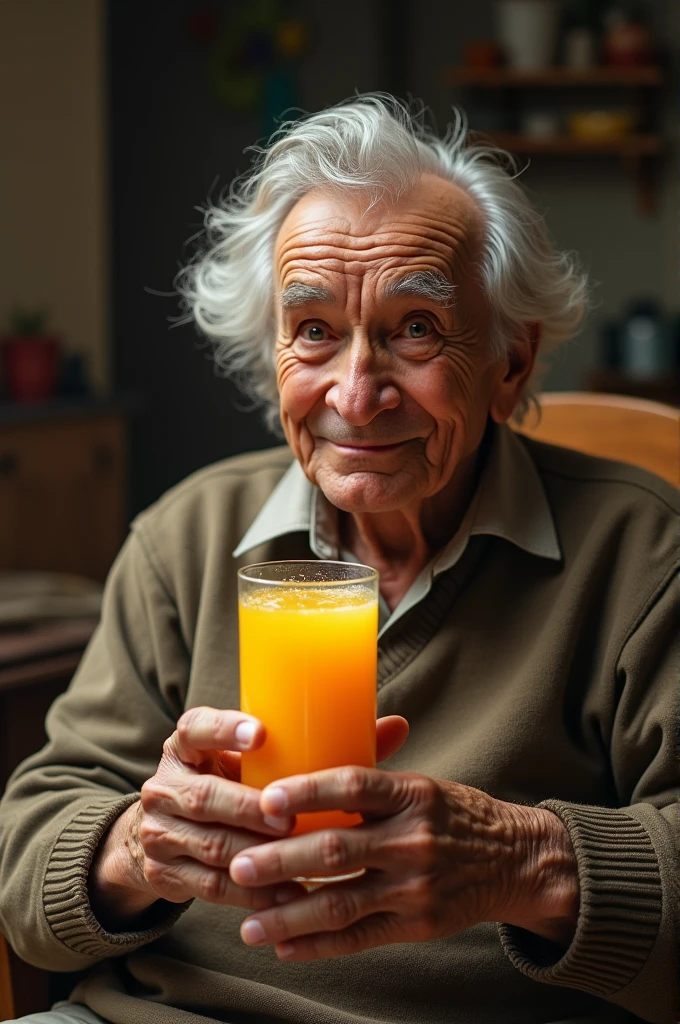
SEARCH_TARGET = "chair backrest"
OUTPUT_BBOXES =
[0,933,15,1021]
[514,392,680,486]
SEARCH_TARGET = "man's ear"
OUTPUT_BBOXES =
[489,323,540,425]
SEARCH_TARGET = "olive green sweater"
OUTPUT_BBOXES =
[0,432,677,1024]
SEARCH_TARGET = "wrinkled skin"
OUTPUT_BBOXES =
[230,766,578,962]
[89,710,409,927]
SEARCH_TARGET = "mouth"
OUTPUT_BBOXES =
[327,441,408,455]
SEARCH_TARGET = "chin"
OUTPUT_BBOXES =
[316,467,423,514]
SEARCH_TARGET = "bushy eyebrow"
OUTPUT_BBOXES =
[384,270,457,307]
[280,283,336,309]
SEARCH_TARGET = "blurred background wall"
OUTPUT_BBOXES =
[0,0,109,391]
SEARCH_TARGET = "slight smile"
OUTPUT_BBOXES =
[328,441,408,454]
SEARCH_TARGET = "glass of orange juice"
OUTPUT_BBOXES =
[238,560,379,883]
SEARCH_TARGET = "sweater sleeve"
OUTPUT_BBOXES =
[0,529,192,971]
[498,569,679,1024]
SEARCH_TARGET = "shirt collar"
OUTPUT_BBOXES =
[232,457,324,559]
[470,421,562,561]
[232,424,561,565]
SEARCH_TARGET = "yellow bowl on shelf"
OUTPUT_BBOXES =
[567,111,635,141]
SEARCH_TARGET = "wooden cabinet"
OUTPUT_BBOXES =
[0,408,127,582]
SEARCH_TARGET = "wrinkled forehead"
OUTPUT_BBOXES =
[274,173,485,289]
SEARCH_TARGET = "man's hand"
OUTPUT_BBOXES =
[228,768,580,962]
[88,709,409,929]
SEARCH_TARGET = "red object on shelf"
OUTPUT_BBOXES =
[1,335,61,402]
[602,18,654,67]
[464,40,504,69]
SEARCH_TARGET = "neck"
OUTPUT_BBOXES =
[340,444,483,612]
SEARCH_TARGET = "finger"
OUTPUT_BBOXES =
[273,912,404,962]
[376,716,409,762]
[141,773,295,834]
[217,750,242,782]
[230,826,383,887]
[240,877,385,947]
[259,766,412,821]
[140,814,292,869]
[144,855,305,911]
[173,707,265,763]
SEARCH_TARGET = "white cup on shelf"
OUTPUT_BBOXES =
[521,112,559,137]
[495,0,560,70]
[564,27,597,69]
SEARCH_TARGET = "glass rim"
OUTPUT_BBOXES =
[237,559,378,587]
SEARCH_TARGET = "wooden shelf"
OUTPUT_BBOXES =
[443,66,664,87]
[444,64,667,214]
[478,132,663,213]
[479,132,663,156]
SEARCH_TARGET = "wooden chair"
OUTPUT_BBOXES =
[514,392,680,486]
[0,932,15,1021]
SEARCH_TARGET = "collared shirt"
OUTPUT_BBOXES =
[233,424,562,637]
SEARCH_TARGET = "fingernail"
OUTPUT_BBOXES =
[264,813,291,832]
[277,941,296,959]
[231,856,256,883]
[235,721,257,748]
[241,918,266,945]
[262,786,288,814]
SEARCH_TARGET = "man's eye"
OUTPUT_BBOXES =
[301,325,327,342]
[404,320,432,339]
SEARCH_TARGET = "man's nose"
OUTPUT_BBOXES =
[325,337,400,426]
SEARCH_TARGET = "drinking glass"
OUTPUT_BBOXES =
[238,560,379,883]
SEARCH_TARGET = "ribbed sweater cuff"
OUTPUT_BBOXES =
[43,794,191,958]
[498,801,663,997]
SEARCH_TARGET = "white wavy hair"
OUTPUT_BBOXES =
[176,94,588,431]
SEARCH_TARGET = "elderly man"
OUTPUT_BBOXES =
[0,97,677,1024]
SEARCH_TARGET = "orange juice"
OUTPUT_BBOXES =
[239,584,378,834]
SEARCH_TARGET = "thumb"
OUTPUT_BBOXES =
[376,715,409,762]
